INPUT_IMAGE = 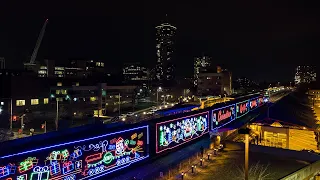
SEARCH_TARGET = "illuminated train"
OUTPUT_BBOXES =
[0,93,267,180]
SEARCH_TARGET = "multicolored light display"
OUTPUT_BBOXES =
[156,112,209,153]
[0,126,149,180]
[211,104,236,130]
[0,95,267,179]
[236,100,250,118]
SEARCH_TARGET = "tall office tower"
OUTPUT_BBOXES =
[155,22,177,86]
[194,56,212,86]
[294,66,316,85]
[0,57,5,69]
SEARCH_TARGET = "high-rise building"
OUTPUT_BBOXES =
[155,22,177,86]
[295,66,316,84]
[0,57,5,69]
[194,56,212,86]
[123,63,149,84]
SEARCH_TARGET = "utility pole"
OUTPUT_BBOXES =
[44,121,47,133]
[239,128,251,180]
[98,89,102,118]
[245,134,249,180]
[157,87,161,106]
[56,99,59,131]
[21,114,25,132]
[267,90,270,119]
[118,93,121,116]
[10,99,12,131]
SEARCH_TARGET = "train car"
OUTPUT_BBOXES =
[155,104,200,116]
[0,93,267,180]
[0,123,150,180]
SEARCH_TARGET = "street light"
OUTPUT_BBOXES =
[118,93,121,116]
[157,87,162,105]
[1,98,13,131]
[50,94,59,131]
[239,128,251,180]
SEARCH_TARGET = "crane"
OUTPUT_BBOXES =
[24,19,48,68]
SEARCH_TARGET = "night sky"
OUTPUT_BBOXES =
[1,1,319,82]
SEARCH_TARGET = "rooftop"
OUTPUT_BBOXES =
[179,142,320,180]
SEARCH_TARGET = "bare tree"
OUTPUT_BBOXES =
[233,162,273,180]
[0,129,10,143]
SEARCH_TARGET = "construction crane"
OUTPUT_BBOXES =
[24,19,48,70]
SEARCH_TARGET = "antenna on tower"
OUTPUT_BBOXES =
[165,14,168,23]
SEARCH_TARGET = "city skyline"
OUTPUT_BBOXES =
[1,1,320,82]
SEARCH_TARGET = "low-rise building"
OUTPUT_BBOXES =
[50,82,137,116]
[123,63,149,86]
[197,66,232,96]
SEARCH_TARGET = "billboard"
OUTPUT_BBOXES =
[156,112,209,154]
[0,126,149,180]
[211,104,236,130]
[236,100,250,118]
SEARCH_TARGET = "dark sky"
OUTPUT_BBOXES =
[1,1,320,82]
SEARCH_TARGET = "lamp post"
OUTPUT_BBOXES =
[239,128,251,180]
[157,87,162,105]
[56,98,59,131]
[1,98,13,131]
[118,93,121,116]
[20,114,26,132]
[50,94,59,131]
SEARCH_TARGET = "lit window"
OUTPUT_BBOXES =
[90,97,97,101]
[31,99,39,105]
[16,100,25,106]
[56,90,61,94]
[76,82,80,86]
[61,90,67,95]
[101,62,104,67]
[57,82,62,86]
[55,67,65,70]
[96,62,101,66]
[57,98,63,102]
[44,98,49,104]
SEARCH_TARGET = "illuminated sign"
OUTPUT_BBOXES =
[249,98,258,111]
[156,112,209,154]
[211,104,236,130]
[236,100,250,118]
[258,97,264,106]
[0,126,149,180]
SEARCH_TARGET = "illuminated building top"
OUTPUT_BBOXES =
[294,65,316,84]
[123,63,149,82]
[155,21,177,85]
[194,56,212,86]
